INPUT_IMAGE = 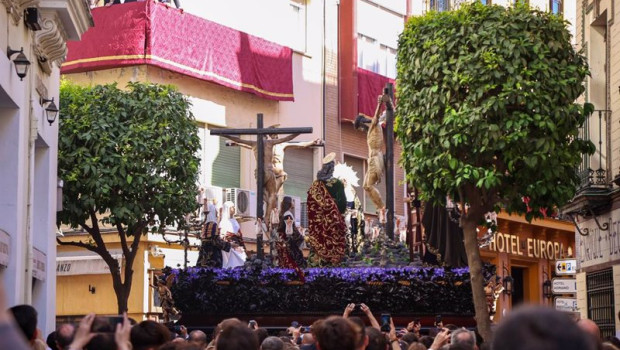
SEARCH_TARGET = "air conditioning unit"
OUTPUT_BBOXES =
[278,194,302,226]
[225,188,257,218]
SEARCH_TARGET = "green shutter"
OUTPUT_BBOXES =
[283,148,313,199]
[211,136,240,189]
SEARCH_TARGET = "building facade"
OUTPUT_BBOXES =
[564,0,620,338]
[0,0,92,336]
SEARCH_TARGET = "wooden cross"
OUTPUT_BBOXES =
[209,113,313,258]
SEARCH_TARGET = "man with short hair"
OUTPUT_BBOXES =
[311,316,356,350]
[450,328,477,350]
[491,306,596,350]
[56,323,75,350]
[189,330,207,349]
[216,318,259,350]
[130,320,172,350]
[261,336,284,350]
[9,305,39,347]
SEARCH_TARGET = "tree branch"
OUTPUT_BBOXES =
[117,222,130,258]
[56,238,99,254]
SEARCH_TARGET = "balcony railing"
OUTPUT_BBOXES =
[577,109,611,192]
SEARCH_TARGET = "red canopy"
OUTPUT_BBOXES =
[357,67,395,118]
[62,1,294,101]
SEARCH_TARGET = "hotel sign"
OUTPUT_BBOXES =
[552,278,577,294]
[486,232,566,260]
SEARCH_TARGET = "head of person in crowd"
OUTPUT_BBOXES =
[301,333,315,345]
[261,336,284,350]
[578,319,602,342]
[56,323,75,350]
[451,328,477,350]
[491,306,597,350]
[407,343,426,350]
[85,333,116,350]
[9,305,38,344]
[159,342,202,350]
[602,343,620,350]
[419,335,435,349]
[365,327,387,350]
[347,316,368,350]
[131,320,172,350]
[188,330,207,349]
[605,336,620,349]
[311,316,356,350]
[216,318,259,350]
[402,332,418,345]
[255,328,269,346]
[47,331,59,350]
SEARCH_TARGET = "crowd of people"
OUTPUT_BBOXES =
[2,274,618,350]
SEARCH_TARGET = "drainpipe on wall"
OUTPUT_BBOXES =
[24,67,37,304]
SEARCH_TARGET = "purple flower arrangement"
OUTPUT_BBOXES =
[164,264,492,316]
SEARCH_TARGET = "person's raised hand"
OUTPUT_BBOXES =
[69,313,97,349]
[360,303,372,314]
[406,321,415,332]
[343,303,355,317]
[115,313,132,350]
[429,328,450,350]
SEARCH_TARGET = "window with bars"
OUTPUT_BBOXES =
[587,269,616,339]
[549,0,562,14]
[429,0,450,12]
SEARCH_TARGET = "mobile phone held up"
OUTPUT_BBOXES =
[91,316,124,332]
[380,313,391,332]
[435,315,443,326]
[248,320,257,328]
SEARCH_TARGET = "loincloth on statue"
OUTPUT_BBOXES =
[367,152,384,180]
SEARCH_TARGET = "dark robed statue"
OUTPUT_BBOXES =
[306,152,347,266]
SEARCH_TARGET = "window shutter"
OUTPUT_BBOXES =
[211,136,240,189]
[283,148,313,199]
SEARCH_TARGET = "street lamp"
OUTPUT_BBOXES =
[40,97,59,125]
[502,262,514,295]
[543,269,553,299]
[7,47,31,81]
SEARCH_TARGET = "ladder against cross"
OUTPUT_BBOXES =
[209,113,313,258]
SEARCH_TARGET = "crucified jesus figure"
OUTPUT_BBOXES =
[222,127,322,227]
[354,94,393,214]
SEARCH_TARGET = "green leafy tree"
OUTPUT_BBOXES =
[57,81,200,314]
[396,3,593,340]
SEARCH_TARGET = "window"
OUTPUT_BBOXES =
[289,0,307,53]
[343,155,386,214]
[379,44,397,79]
[587,269,615,338]
[283,148,314,200]
[208,128,241,189]
[429,0,450,12]
[358,33,379,73]
[550,0,562,14]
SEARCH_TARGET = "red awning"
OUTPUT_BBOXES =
[357,67,395,118]
[62,1,294,101]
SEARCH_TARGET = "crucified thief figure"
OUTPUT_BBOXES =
[354,94,393,217]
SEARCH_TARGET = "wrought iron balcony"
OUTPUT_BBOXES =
[577,109,612,193]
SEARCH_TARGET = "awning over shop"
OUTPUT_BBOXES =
[56,254,123,276]
[356,67,395,120]
[62,1,294,101]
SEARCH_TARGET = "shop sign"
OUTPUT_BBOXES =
[555,297,578,312]
[576,211,620,269]
[487,232,565,260]
[0,230,9,267]
[555,259,577,275]
[552,278,577,294]
[56,255,121,276]
[32,248,46,281]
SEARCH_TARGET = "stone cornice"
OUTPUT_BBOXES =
[34,11,67,73]
[2,0,40,24]
[38,0,93,40]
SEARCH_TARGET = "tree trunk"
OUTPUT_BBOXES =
[111,270,129,314]
[462,216,492,342]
